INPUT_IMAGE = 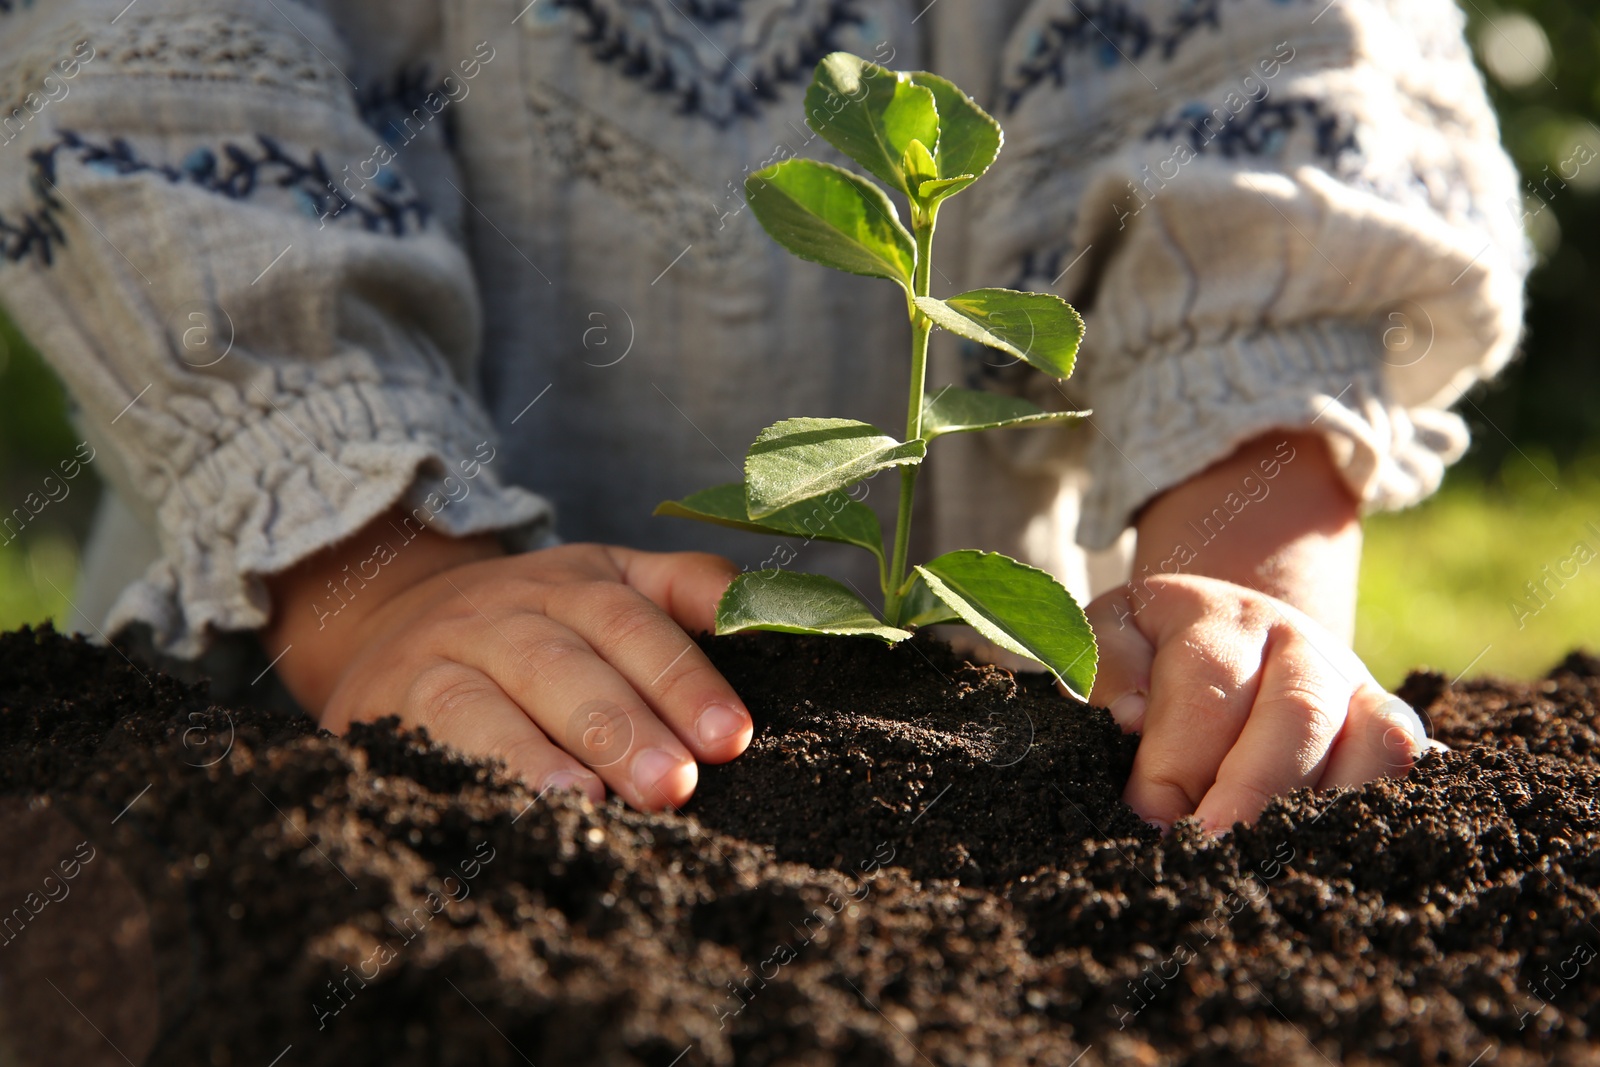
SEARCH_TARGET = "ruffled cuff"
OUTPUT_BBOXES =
[103,375,552,659]
[1077,320,1468,550]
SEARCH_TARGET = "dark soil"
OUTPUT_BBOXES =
[1,624,1597,1067]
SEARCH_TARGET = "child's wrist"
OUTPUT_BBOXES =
[260,507,506,712]
[1131,429,1361,638]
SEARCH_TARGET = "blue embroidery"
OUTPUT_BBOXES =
[0,191,63,266]
[552,0,865,127]
[357,65,459,150]
[991,97,1360,362]
[1143,95,1359,166]
[1,130,429,266]
[1001,0,1313,113]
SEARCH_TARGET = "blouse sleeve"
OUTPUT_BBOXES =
[0,0,550,657]
[972,0,1529,549]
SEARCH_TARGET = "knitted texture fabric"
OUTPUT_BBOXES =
[0,0,1528,659]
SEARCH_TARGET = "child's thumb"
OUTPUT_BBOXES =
[1081,587,1156,732]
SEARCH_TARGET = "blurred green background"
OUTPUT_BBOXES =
[1,0,1596,687]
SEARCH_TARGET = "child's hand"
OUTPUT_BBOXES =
[1087,429,1440,834]
[1085,574,1435,834]
[263,515,751,811]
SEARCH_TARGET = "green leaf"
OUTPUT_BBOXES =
[717,570,912,643]
[746,159,917,288]
[806,52,941,198]
[914,550,1098,698]
[745,418,925,518]
[899,574,962,628]
[921,385,1089,441]
[906,70,1001,194]
[914,289,1084,379]
[917,174,977,203]
[902,138,940,188]
[654,482,886,566]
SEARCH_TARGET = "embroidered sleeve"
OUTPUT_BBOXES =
[975,0,1529,549]
[0,1,549,657]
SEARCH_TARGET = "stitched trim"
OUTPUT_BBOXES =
[992,94,1360,349]
[0,23,96,122]
[357,64,458,150]
[1,129,429,266]
[552,0,864,127]
[102,375,553,659]
[1143,94,1359,165]
[92,10,348,98]
[0,183,63,265]
[1001,0,1317,114]
[1075,320,1469,549]
[521,78,760,268]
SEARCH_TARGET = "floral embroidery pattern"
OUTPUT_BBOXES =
[1001,0,1313,113]
[552,0,865,126]
[1,130,429,265]
[1143,96,1359,166]
[358,65,457,148]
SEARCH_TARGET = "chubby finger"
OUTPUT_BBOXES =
[1191,627,1359,833]
[606,546,740,634]
[1318,686,1433,789]
[395,662,605,802]
[1121,632,1261,831]
[544,583,752,764]
[1084,587,1156,732]
[459,615,700,811]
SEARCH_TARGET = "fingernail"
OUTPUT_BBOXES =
[540,770,596,796]
[1380,727,1419,772]
[1145,817,1170,836]
[1424,738,1451,754]
[1108,693,1147,731]
[632,747,693,802]
[1383,697,1427,744]
[696,704,749,747]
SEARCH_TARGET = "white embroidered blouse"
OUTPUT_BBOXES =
[0,0,1527,664]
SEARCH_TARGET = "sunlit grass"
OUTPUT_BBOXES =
[1357,450,1600,688]
[0,531,78,633]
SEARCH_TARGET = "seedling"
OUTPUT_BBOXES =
[657,52,1098,698]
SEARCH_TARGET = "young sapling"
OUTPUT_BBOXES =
[657,52,1098,698]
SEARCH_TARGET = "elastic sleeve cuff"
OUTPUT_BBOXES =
[1076,320,1469,550]
[102,375,553,659]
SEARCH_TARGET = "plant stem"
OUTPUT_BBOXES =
[883,208,936,624]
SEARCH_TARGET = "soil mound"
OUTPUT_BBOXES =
[1,625,1596,1066]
